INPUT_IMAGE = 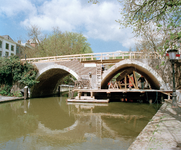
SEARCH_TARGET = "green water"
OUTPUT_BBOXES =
[0,96,159,150]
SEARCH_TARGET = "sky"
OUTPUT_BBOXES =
[0,0,136,53]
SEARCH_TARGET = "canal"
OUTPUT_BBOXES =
[0,96,160,150]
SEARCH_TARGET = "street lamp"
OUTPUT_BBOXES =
[166,49,179,108]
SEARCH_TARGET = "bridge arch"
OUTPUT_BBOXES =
[36,64,80,80]
[31,64,80,97]
[102,59,167,90]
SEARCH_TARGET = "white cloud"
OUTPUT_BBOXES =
[21,0,85,31]
[1,0,136,49]
[0,0,36,17]
[83,2,136,48]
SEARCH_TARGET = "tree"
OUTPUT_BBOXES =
[135,23,170,54]
[28,25,42,47]
[25,25,46,57]
[117,0,181,52]
[26,26,92,57]
[39,30,92,56]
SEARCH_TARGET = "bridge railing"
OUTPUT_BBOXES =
[21,51,162,63]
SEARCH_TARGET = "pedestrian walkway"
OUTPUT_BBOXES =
[128,102,181,150]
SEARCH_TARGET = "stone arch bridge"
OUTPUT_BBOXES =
[21,51,181,98]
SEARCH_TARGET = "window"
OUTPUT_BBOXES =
[16,46,20,54]
[5,52,9,57]
[6,43,9,50]
[0,41,2,48]
[11,53,14,56]
[0,51,2,57]
[11,45,14,51]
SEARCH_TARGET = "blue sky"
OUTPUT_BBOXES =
[0,0,136,53]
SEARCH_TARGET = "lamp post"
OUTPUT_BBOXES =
[166,49,179,108]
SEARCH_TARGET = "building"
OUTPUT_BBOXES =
[27,38,38,48]
[0,35,17,57]
[0,35,34,58]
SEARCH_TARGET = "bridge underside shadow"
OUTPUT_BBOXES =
[102,64,161,90]
[31,69,70,98]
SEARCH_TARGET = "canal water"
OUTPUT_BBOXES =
[0,96,160,150]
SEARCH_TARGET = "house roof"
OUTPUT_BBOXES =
[1,35,14,42]
[29,38,38,44]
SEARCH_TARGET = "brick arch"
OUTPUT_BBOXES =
[102,59,169,90]
[31,64,80,97]
[36,64,80,80]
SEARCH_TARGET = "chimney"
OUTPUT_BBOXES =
[27,40,30,45]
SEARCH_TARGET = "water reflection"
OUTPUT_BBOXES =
[0,97,159,150]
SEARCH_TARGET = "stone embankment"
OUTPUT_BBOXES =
[128,102,181,150]
[0,96,23,103]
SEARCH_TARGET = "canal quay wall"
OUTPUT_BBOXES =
[0,96,23,103]
[128,102,181,150]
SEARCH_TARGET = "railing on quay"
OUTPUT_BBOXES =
[21,51,162,63]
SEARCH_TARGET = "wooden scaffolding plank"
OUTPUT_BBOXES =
[133,71,138,89]
[125,76,127,89]
[118,81,122,89]
[128,75,136,89]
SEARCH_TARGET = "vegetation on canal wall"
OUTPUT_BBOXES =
[0,56,39,96]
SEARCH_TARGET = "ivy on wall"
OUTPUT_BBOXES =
[0,56,39,96]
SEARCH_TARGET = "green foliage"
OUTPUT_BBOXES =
[161,61,165,66]
[0,90,8,96]
[12,90,23,97]
[26,26,93,58]
[60,75,76,85]
[39,31,92,56]
[0,56,39,96]
[0,85,12,96]
[18,62,39,87]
